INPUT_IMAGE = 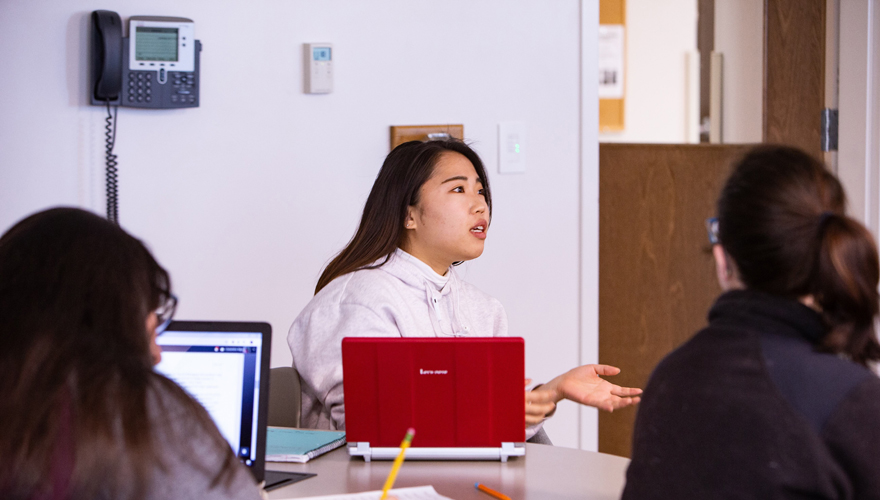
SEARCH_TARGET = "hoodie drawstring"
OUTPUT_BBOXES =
[424,272,470,337]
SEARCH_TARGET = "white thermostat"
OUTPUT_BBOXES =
[304,43,333,94]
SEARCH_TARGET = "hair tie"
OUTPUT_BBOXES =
[818,211,835,229]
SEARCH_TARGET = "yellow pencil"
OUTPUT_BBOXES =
[379,427,415,500]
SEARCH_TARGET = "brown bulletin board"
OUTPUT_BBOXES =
[599,0,626,132]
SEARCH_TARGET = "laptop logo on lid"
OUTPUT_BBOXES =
[419,369,449,375]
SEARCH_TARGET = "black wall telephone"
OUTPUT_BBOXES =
[90,10,201,109]
[89,10,201,224]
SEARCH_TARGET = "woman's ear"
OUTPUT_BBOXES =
[404,207,417,229]
[146,313,162,365]
[712,244,743,291]
[149,331,162,365]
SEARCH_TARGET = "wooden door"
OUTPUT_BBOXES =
[597,144,749,458]
[596,0,828,459]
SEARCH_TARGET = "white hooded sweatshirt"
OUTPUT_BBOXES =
[288,248,509,430]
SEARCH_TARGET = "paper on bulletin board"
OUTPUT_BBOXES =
[598,25,625,99]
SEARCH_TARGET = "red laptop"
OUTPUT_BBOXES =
[342,337,526,462]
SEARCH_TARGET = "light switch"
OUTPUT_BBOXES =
[498,121,526,174]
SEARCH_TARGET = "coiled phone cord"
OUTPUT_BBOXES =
[104,100,119,224]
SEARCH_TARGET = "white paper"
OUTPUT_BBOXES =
[598,25,625,99]
[278,485,454,500]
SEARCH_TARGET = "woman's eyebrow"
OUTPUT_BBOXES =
[441,175,483,184]
[440,175,469,184]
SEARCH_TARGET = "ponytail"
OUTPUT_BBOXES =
[717,145,880,367]
[814,214,880,364]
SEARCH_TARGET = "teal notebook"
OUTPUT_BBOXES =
[265,427,346,463]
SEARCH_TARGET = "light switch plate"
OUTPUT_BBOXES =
[498,121,526,174]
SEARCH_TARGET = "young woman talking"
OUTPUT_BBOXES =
[288,139,641,437]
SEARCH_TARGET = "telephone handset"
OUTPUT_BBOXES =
[89,11,201,109]
[91,11,123,104]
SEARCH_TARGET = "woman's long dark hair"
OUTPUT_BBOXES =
[717,146,880,365]
[0,208,237,499]
[315,139,492,293]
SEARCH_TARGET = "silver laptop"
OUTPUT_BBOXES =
[154,321,311,490]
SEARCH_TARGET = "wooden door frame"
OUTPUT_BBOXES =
[580,0,602,452]
[762,0,826,158]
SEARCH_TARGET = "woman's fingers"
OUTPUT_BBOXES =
[526,401,556,415]
[599,393,643,412]
[525,401,555,425]
[610,385,643,397]
[591,364,622,376]
[526,388,557,404]
[525,414,547,425]
[525,387,557,424]
[553,364,644,412]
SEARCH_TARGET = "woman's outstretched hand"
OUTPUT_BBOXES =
[532,364,642,414]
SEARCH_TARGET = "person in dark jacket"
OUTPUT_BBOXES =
[623,146,880,499]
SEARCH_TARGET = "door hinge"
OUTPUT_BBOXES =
[821,109,838,152]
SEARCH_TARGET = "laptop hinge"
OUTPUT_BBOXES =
[353,442,372,463]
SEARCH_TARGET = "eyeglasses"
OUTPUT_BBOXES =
[706,217,720,245]
[155,293,178,336]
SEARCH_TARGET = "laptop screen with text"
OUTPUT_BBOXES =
[154,321,271,481]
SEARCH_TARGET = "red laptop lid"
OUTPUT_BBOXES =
[342,337,525,448]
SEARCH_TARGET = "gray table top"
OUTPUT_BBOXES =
[266,443,630,500]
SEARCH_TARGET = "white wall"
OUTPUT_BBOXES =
[0,0,598,449]
[715,0,763,143]
[838,0,880,238]
[597,0,762,144]
[599,0,698,143]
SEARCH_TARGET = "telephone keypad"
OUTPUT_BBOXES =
[113,38,200,109]
[121,70,198,109]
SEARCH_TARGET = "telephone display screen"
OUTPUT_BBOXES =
[135,27,179,61]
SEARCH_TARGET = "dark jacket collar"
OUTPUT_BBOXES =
[708,289,827,344]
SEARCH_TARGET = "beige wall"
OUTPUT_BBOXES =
[599,0,699,143]
[715,0,763,143]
